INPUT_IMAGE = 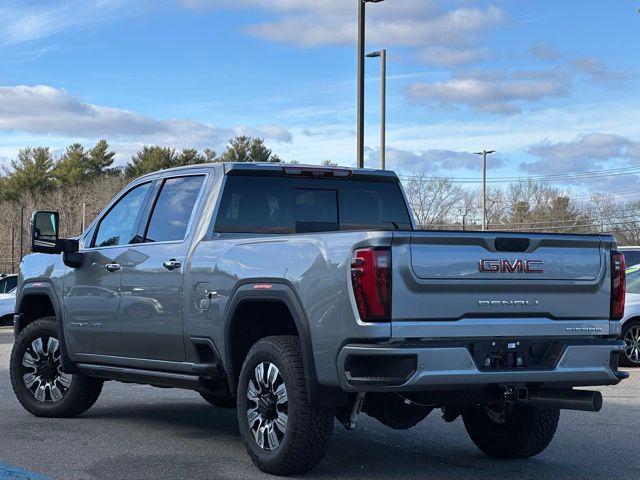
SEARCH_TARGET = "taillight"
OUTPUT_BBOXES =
[611,250,626,320]
[351,248,391,322]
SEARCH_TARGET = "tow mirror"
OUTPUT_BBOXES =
[31,211,60,254]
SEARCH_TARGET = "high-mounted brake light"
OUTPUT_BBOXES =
[283,166,352,179]
[351,248,391,322]
[611,250,626,320]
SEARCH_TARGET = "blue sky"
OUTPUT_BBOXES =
[0,0,639,194]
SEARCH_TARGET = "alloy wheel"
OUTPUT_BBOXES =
[624,325,640,365]
[22,336,72,403]
[246,362,288,451]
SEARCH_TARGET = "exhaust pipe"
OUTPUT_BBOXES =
[527,389,603,412]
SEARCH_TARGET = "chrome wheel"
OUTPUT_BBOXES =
[624,325,640,365]
[22,336,72,403]
[246,362,288,451]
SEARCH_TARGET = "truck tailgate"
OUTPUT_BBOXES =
[391,231,613,339]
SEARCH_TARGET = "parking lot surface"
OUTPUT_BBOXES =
[0,326,638,480]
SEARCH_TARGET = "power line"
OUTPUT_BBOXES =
[398,165,640,184]
[425,210,640,228]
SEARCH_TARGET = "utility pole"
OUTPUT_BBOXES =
[366,49,387,170]
[19,206,24,263]
[81,202,88,233]
[474,150,496,231]
[357,0,385,169]
[11,226,15,273]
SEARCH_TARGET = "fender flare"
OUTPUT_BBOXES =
[15,281,75,373]
[224,279,346,408]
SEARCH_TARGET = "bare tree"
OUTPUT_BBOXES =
[404,176,465,229]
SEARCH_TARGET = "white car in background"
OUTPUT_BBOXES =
[0,274,17,326]
[621,264,640,367]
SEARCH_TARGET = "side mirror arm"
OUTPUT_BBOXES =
[59,239,83,268]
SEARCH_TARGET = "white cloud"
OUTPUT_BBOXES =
[369,146,504,174]
[183,0,505,66]
[524,133,640,175]
[406,71,570,115]
[419,47,490,67]
[0,85,292,148]
[247,3,505,51]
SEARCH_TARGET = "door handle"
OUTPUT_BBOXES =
[105,263,121,272]
[163,259,182,271]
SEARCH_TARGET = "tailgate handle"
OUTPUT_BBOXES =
[495,237,530,252]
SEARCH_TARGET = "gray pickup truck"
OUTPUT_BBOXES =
[10,163,628,475]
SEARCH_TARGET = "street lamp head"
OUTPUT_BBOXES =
[366,51,381,58]
[474,150,496,155]
[364,0,386,3]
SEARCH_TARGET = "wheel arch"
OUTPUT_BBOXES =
[14,281,75,373]
[621,316,640,330]
[224,280,346,408]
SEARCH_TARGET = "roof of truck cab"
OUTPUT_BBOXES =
[137,162,400,181]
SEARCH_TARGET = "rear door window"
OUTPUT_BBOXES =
[144,176,205,242]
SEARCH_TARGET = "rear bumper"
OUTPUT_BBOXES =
[337,339,627,392]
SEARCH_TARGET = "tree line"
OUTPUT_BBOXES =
[0,135,282,202]
[0,137,637,273]
[405,174,640,246]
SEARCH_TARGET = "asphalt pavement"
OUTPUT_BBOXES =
[0,326,638,480]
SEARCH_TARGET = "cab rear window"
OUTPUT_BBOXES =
[214,176,412,234]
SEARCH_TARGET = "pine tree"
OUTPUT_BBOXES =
[2,147,55,200]
[125,146,178,177]
[218,136,281,163]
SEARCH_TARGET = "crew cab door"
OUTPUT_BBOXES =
[117,174,206,362]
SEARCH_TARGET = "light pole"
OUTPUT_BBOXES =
[357,0,386,169]
[474,150,496,231]
[366,49,386,170]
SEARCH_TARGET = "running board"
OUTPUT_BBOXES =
[77,363,209,390]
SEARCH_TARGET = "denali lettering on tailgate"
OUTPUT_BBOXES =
[479,259,544,273]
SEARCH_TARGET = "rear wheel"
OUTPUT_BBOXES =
[462,403,560,459]
[10,317,103,418]
[237,336,334,475]
[621,320,640,367]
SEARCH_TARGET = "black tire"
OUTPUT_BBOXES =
[620,320,640,367]
[200,391,237,408]
[10,317,103,418]
[462,403,560,459]
[237,336,334,476]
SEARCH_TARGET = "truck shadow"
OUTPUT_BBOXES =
[83,394,637,480]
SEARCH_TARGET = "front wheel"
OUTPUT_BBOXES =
[462,403,560,459]
[10,317,103,418]
[237,336,334,476]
